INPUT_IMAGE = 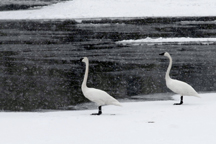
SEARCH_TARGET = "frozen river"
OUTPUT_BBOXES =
[0,17,216,110]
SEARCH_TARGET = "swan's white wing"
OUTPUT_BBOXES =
[83,88,121,106]
[166,79,199,97]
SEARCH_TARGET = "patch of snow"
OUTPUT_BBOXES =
[116,37,216,45]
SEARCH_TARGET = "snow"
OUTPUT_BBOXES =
[0,0,216,20]
[116,37,216,45]
[1,93,216,144]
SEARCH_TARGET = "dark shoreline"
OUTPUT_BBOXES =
[0,16,216,24]
[0,4,47,11]
[0,0,68,11]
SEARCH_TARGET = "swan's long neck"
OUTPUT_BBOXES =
[82,60,89,90]
[166,54,172,80]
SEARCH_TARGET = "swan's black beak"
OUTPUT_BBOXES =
[80,58,84,62]
[159,52,165,56]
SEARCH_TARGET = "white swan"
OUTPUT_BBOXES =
[80,57,121,115]
[159,52,200,105]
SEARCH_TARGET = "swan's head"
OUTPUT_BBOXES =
[80,57,88,63]
[159,52,170,57]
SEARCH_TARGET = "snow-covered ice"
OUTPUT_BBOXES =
[0,93,216,144]
[0,0,216,20]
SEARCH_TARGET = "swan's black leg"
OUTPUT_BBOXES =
[98,106,102,115]
[91,106,102,115]
[174,96,183,105]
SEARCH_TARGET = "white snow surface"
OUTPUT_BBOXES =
[1,93,216,144]
[0,0,216,20]
[117,37,216,45]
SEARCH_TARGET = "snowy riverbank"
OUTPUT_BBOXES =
[1,93,216,144]
[0,0,216,20]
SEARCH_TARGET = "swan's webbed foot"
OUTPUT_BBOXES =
[91,106,102,115]
[91,111,102,115]
[173,102,183,105]
[173,96,183,105]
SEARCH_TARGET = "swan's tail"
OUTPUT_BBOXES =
[196,95,201,98]
[112,101,122,106]
[194,93,201,98]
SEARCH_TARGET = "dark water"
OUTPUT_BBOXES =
[0,17,216,111]
[0,0,68,11]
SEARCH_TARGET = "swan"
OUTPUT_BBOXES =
[80,57,121,115]
[159,52,200,105]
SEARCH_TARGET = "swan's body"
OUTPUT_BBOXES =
[160,52,200,105]
[81,57,121,115]
[166,79,199,97]
[82,88,121,106]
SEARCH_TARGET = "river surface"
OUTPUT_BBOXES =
[0,17,216,110]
